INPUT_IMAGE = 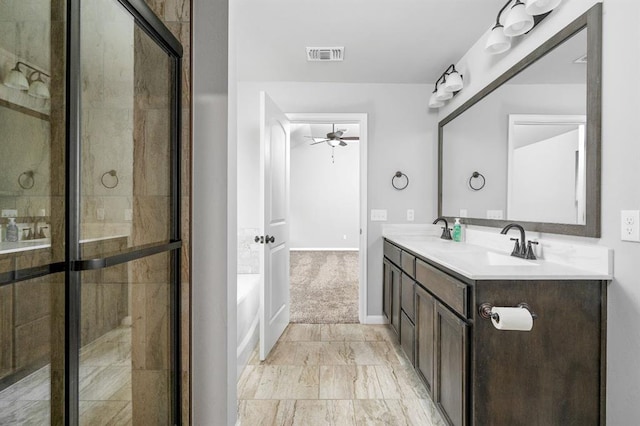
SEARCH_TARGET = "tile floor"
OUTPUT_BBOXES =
[0,326,132,425]
[237,323,447,426]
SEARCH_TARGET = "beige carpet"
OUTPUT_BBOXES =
[290,251,359,323]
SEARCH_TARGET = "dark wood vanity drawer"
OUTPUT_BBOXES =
[416,259,467,317]
[401,251,416,278]
[384,240,401,266]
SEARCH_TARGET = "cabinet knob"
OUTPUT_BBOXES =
[265,235,275,244]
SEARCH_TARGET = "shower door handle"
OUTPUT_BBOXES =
[265,235,275,244]
[254,235,264,244]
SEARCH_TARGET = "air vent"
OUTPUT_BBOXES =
[306,47,344,62]
[573,54,587,64]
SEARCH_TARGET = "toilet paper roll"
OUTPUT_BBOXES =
[490,306,534,331]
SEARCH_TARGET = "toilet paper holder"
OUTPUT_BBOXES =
[478,302,538,321]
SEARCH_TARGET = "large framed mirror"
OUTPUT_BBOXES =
[438,3,601,237]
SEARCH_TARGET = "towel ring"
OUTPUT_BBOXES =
[468,171,485,191]
[392,171,409,190]
[18,171,35,190]
[101,170,119,189]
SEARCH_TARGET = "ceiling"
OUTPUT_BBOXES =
[234,0,509,84]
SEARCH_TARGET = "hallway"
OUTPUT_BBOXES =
[237,324,446,425]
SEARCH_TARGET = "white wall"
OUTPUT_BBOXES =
[237,81,437,317]
[193,0,236,424]
[290,123,360,249]
[439,1,640,422]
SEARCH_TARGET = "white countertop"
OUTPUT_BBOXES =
[0,234,129,255]
[384,226,612,281]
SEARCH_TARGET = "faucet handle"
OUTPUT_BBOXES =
[440,227,453,240]
[509,238,521,257]
[525,240,539,260]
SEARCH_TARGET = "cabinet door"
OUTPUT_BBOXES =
[400,311,415,365]
[401,273,415,322]
[435,302,468,426]
[415,285,435,395]
[390,264,401,336]
[382,259,391,322]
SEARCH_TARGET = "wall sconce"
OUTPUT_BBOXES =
[3,61,51,99]
[428,64,464,109]
[485,0,560,55]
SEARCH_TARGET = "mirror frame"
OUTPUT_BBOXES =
[438,3,602,237]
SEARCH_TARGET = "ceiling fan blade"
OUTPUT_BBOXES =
[340,136,359,140]
[311,139,329,145]
[339,141,347,146]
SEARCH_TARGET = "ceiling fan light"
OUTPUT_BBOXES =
[429,91,445,108]
[524,0,561,15]
[3,66,29,90]
[485,25,512,54]
[328,139,340,147]
[503,1,534,37]
[444,70,463,92]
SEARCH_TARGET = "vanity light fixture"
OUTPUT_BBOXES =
[503,0,534,37]
[2,61,51,99]
[524,0,561,16]
[429,64,464,109]
[485,0,560,55]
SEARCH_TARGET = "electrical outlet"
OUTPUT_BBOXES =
[621,210,640,242]
[407,209,414,221]
[124,209,133,221]
[96,208,105,220]
[343,234,347,240]
[460,209,468,218]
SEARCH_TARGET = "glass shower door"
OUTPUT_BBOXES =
[73,0,182,424]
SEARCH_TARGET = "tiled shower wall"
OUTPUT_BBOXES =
[238,228,260,274]
[141,0,191,424]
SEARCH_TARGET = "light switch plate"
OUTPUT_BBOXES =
[487,209,504,220]
[370,209,387,221]
[124,209,133,222]
[621,210,640,242]
[407,209,414,221]
[1,209,17,218]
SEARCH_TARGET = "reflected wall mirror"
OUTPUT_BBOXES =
[438,3,601,237]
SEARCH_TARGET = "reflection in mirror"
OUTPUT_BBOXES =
[438,0,601,236]
[507,114,586,224]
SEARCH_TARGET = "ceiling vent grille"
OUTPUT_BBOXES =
[306,47,344,62]
[573,54,587,64]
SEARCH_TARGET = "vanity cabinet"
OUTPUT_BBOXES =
[383,238,607,426]
[415,285,435,394]
[382,252,401,337]
[435,301,468,426]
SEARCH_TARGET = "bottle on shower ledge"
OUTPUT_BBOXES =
[6,218,18,242]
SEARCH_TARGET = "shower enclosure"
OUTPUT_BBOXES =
[0,0,183,424]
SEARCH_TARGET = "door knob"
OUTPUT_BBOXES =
[254,235,264,244]
[265,235,275,244]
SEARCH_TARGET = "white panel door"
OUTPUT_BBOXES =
[259,92,291,360]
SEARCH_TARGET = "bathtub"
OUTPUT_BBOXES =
[237,274,260,379]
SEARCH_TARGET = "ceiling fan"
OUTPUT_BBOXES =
[305,124,359,147]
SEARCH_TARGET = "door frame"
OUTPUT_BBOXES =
[286,113,368,323]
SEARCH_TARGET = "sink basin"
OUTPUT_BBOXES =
[486,252,539,266]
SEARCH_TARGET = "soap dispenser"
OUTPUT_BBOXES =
[452,218,463,242]
[6,218,18,242]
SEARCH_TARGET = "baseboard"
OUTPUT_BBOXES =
[364,315,387,325]
[290,248,359,252]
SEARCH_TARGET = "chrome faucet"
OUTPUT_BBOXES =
[500,223,538,259]
[433,217,452,240]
